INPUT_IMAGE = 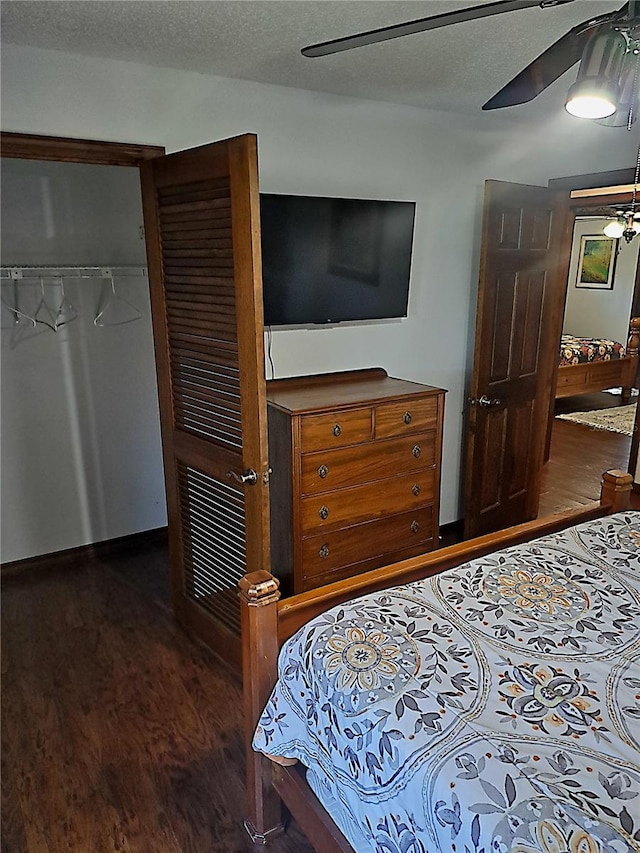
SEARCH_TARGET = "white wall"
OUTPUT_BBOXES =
[1,159,166,563]
[1,159,148,266]
[1,43,633,539]
[563,218,639,343]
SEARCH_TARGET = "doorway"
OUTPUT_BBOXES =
[1,132,272,666]
[1,156,166,565]
[541,186,640,515]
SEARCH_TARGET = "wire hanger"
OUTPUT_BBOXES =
[1,280,42,349]
[94,274,141,327]
[53,277,78,330]
[33,278,59,331]
[1,282,37,330]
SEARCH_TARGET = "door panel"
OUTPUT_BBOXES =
[140,135,269,665]
[464,181,568,539]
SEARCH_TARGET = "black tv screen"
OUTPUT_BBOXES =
[260,194,416,326]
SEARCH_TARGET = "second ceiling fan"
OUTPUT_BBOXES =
[301,0,640,120]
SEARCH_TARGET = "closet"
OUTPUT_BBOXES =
[0,157,166,564]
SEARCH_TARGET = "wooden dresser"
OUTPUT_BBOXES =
[267,368,446,593]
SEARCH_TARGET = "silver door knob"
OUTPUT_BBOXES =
[227,468,258,485]
[478,394,502,408]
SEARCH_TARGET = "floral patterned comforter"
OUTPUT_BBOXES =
[560,334,626,367]
[253,512,640,853]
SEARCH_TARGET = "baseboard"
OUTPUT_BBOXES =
[439,519,464,548]
[1,527,168,576]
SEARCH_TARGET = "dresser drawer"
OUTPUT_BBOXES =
[301,506,435,580]
[300,407,372,452]
[301,433,435,495]
[374,396,439,439]
[301,470,435,534]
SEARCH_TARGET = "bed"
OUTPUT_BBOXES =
[240,470,638,853]
[555,317,640,402]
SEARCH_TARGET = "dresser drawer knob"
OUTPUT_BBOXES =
[319,505,330,520]
[317,464,329,479]
[333,423,342,437]
[412,484,421,496]
[410,520,420,534]
[403,411,412,424]
[412,445,421,458]
[319,544,329,559]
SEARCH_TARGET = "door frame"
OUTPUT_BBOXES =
[544,177,638,464]
[0,132,165,166]
[0,131,166,546]
[463,166,637,531]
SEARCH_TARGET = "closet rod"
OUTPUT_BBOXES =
[0,265,148,280]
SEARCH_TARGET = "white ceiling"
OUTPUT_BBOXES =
[0,0,622,118]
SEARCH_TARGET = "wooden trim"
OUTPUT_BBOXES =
[0,132,165,166]
[1,527,168,576]
[569,191,633,209]
[240,571,284,841]
[239,469,632,850]
[272,764,351,853]
[439,516,464,547]
[267,367,388,393]
[629,404,640,486]
[570,185,634,199]
[549,169,636,191]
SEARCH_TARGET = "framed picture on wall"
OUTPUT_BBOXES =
[575,236,618,289]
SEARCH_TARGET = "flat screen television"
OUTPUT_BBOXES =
[260,194,416,326]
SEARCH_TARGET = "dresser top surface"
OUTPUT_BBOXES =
[266,368,446,415]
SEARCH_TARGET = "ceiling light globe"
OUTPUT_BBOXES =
[603,220,625,238]
[565,87,617,119]
[566,27,627,119]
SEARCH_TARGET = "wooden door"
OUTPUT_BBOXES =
[140,135,270,666]
[464,180,568,539]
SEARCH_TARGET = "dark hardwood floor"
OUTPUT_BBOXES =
[1,547,314,853]
[539,390,638,515]
[3,392,637,852]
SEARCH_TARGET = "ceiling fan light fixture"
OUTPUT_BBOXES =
[603,217,626,238]
[597,27,640,126]
[565,85,618,118]
[565,26,630,119]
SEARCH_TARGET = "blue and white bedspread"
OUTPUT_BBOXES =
[253,512,640,853]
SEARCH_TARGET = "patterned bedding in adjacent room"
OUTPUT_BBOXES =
[253,512,640,853]
[560,334,626,366]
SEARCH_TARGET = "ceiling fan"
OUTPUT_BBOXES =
[301,0,640,123]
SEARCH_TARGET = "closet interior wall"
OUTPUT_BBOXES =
[1,158,166,563]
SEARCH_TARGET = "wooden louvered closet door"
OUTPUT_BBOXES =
[140,135,270,666]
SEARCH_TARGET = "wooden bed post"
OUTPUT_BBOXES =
[600,469,633,512]
[239,570,284,844]
[622,317,640,402]
[627,317,640,358]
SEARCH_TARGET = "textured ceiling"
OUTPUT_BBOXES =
[0,0,622,117]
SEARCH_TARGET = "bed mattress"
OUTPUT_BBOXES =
[254,512,640,853]
[560,334,626,367]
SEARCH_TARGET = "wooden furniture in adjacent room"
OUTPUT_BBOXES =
[266,368,445,593]
[555,316,640,401]
[630,401,640,493]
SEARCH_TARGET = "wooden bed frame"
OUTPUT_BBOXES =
[239,469,634,852]
[555,317,640,401]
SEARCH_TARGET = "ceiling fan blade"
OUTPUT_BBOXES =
[302,0,578,58]
[482,4,630,109]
